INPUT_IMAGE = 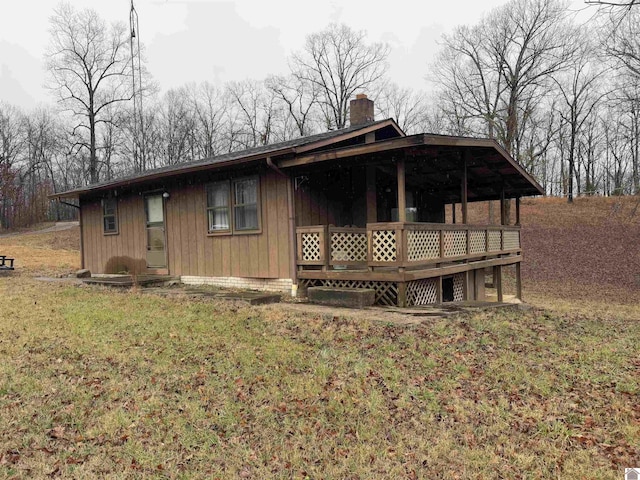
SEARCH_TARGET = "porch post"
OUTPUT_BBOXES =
[397,157,407,222]
[286,176,298,292]
[515,196,521,226]
[495,266,503,302]
[366,165,377,223]
[516,262,523,300]
[452,203,456,224]
[500,188,506,225]
[462,150,469,224]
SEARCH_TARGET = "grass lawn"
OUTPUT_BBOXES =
[0,217,639,478]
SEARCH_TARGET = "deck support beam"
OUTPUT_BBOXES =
[397,282,407,307]
[495,265,503,302]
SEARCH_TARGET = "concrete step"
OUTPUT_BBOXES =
[308,287,375,308]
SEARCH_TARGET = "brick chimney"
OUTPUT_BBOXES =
[350,93,374,127]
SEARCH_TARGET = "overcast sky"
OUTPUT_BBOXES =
[1,0,590,110]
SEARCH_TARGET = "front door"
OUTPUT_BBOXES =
[145,194,167,269]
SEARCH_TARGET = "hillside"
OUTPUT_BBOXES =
[520,196,640,304]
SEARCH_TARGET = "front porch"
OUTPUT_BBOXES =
[283,133,539,307]
[296,222,521,306]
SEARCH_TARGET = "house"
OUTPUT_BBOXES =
[51,94,543,307]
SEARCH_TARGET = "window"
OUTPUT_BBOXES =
[234,177,259,231]
[206,181,230,232]
[103,198,118,234]
[206,176,260,234]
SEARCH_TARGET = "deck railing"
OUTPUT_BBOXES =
[296,225,369,267]
[297,222,520,270]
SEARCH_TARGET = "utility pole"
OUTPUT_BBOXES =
[129,0,145,171]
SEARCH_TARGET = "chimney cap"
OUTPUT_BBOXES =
[356,93,368,100]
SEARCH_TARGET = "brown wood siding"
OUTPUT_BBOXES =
[80,170,291,279]
[80,195,147,274]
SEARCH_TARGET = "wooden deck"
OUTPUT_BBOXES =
[296,222,522,307]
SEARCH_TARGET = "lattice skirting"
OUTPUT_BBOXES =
[406,279,438,306]
[298,279,398,306]
[453,273,464,302]
[300,274,468,307]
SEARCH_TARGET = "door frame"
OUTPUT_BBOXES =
[143,191,169,275]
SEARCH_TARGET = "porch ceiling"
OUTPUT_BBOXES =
[281,133,544,202]
[402,144,538,203]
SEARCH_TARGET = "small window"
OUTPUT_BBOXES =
[234,177,259,231]
[103,198,118,234]
[206,176,260,234]
[206,181,231,232]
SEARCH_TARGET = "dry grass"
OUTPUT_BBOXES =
[1,218,639,479]
[1,275,638,479]
[0,227,80,275]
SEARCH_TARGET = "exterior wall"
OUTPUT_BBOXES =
[295,167,368,227]
[81,194,148,274]
[80,170,292,279]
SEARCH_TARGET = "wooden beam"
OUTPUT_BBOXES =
[397,157,407,222]
[279,135,425,168]
[495,265,503,302]
[397,282,407,307]
[452,203,456,224]
[297,255,522,283]
[294,119,404,154]
[366,165,377,223]
[462,150,469,224]
[515,196,521,226]
[500,188,506,225]
[516,262,522,300]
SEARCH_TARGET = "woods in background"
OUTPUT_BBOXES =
[1,0,639,229]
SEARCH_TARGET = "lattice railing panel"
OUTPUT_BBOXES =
[407,230,440,261]
[488,231,502,252]
[372,230,397,262]
[443,230,467,257]
[469,230,486,254]
[453,273,464,302]
[301,232,321,261]
[503,230,520,250]
[406,279,438,306]
[321,280,398,306]
[331,232,367,262]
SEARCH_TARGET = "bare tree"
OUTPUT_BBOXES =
[227,80,279,148]
[551,28,608,201]
[46,3,132,184]
[433,0,577,177]
[0,103,26,229]
[291,24,389,129]
[266,75,320,138]
[376,83,430,134]
[600,9,640,77]
[189,82,228,158]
